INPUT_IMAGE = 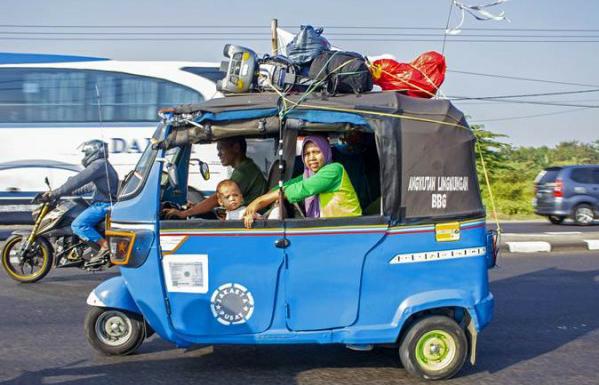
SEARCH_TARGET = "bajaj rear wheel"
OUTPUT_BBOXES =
[1,235,53,283]
[399,316,467,380]
[85,306,146,355]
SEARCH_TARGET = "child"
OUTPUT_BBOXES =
[216,179,246,220]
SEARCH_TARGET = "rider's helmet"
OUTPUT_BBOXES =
[79,140,108,167]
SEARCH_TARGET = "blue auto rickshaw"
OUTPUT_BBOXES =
[85,91,497,380]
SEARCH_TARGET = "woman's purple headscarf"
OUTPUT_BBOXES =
[302,135,332,218]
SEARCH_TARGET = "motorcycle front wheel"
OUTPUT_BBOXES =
[1,235,53,283]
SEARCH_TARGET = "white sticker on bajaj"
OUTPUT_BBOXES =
[162,254,208,293]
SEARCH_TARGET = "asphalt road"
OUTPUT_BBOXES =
[1,249,598,385]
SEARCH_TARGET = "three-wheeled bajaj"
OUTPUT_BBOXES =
[85,91,497,380]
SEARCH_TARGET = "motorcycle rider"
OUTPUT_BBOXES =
[42,140,118,263]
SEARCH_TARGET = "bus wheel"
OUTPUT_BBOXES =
[85,307,146,356]
[399,316,468,380]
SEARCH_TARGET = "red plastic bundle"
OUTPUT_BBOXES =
[370,52,446,98]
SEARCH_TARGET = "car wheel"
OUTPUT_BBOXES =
[548,215,565,225]
[398,316,468,380]
[573,204,594,226]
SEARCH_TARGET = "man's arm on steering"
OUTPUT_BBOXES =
[163,194,219,219]
[184,194,219,216]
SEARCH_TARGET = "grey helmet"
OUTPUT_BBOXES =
[79,140,108,167]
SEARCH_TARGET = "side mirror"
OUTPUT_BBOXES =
[191,158,210,181]
[44,177,51,190]
[199,161,210,181]
[166,163,180,193]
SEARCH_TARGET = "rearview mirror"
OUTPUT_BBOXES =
[191,158,210,180]
[199,161,210,181]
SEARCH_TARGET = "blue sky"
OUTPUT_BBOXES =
[2,0,598,147]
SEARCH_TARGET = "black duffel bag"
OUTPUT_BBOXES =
[308,51,373,95]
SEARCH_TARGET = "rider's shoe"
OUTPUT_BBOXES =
[84,248,110,269]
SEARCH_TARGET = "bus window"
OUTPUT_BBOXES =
[0,68,204,123]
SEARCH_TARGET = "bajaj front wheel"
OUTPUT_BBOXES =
[1,235,53,283]
[85,307,146,356]
[399,316,467,380]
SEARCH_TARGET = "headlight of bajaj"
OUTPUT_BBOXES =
[106,229,155,267]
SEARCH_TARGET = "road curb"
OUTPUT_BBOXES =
[504,241,551,253]
[500,237,599,253]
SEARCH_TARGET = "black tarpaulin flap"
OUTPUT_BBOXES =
[367,97,483,223]
[399,117,483,222]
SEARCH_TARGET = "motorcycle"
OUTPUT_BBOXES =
[1,178,111,283]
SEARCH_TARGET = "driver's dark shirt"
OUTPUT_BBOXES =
[231,158,267,205]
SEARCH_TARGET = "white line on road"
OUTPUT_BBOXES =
[506,241,551,253]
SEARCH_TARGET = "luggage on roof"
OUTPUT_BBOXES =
[370,52,446,98]
[309,51,373,95]
[286,25,331,65]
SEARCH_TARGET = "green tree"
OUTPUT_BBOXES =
[550,141,599,164]
[472,125,538,217]
[471,124,510,182]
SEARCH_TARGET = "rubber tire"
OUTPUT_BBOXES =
[548,215,565,225]
[145,321,155,338]
[1,235,53,283]
[84,306,146,356]
[399,316,468,380]
[573,204,594,226]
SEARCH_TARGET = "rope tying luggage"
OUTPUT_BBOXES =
[475,140,502,234]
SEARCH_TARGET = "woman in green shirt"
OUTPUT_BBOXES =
[244,135,362,228]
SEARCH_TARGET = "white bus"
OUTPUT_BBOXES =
[0,53,230,223]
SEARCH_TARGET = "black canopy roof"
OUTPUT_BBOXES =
[163,91,484,223]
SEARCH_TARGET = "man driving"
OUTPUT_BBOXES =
[162,137,267,219]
